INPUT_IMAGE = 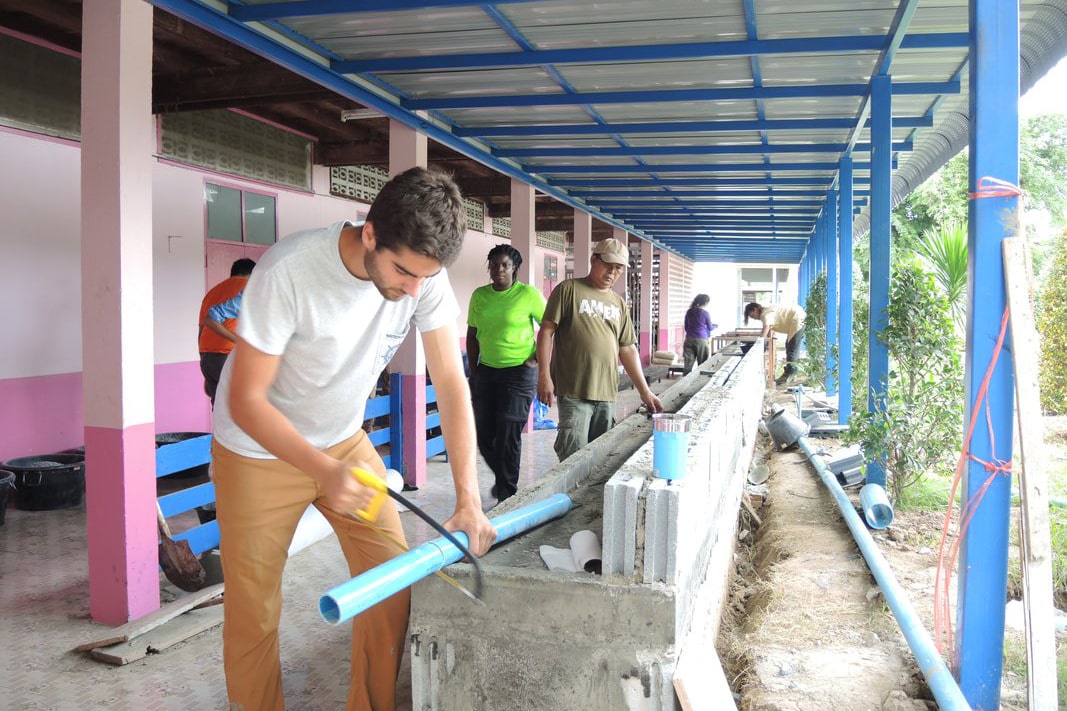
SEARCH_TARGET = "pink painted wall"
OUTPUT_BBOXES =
[0,362,211,463]
[0,127,529,462]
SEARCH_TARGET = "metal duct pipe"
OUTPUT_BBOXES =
[319,493,573,625]
[797,437,970,711]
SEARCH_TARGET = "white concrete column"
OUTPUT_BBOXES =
[573,210,593,277]
[511,179,537,287]
[81,0,157,625]
[639,239,655,362]
[388,118,429,485]
[612,227,629,300]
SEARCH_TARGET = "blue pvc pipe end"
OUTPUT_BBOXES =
[860,483,894,529]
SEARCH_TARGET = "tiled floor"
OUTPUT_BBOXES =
[0,382,670,710]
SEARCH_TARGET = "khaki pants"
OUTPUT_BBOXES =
[213,432,409,711]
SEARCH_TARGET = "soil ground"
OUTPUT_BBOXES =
[718,387,1065,711]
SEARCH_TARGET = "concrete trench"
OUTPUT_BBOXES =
[409,346,766,710]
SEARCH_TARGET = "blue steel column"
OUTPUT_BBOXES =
[956,0,1018,705]
[826,189,839,395]
[838,158,854,424]
[866,74,892,488]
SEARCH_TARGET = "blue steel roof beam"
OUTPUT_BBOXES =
[903,60,968,150]
[479,5,657,206]
[598,200,823,208]
[456,116,933,137]
[332,33,968,73]
[228,0,549,21]
[570,190,871,198]
[147,0,692,258]
[535,161,889,174]
[739,0,779,221]
[839,0,922,162]
[549,177,871,188]
[498,142,912,158]
[402,83,960,110]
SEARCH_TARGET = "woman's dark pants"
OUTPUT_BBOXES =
[472,363,537,500]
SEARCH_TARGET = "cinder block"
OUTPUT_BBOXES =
[603,471,644,576]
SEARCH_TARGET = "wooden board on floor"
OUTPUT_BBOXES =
[673,645,736,711]
[89,605,224,666]
[73,583,224,652]
[1003,236,1059,711]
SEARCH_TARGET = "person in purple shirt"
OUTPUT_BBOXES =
[682,294,717,374]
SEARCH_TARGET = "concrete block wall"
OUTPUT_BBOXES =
[408,347,765,710]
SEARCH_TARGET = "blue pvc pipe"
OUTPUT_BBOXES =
[797,437,970,711]
[859,483,894,529]
[319,493,573,625]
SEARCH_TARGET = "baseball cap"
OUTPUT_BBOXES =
[592,238,629,266]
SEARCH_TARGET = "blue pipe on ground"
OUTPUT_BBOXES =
[320,493,573,625]
[797,437,970,711]
[860,483,894,529]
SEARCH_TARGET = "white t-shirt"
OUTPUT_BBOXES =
[212,221,459,458]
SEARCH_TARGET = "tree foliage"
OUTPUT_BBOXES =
[1038,229,1067,414]
[801,272,827,385]
[846,261,964,503]
[912,220,968,331]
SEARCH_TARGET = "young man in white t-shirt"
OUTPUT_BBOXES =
[211,167,496,711]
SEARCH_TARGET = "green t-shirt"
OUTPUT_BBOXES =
[543,278,636,402]
[467,281,546,368]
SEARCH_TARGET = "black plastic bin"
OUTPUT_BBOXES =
[0,470,14,524]
[1,453,86,511]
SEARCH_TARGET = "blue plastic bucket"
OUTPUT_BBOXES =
[652,414,692,481]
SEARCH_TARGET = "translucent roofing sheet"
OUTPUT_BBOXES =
[183,0,1067,261]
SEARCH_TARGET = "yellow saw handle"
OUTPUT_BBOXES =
[351,467,388,522]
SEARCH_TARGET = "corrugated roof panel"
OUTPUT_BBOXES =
[884,50,969,81]
[762,97,865,118]
[595,101,760,122]
[437,107,595,126]
[502,0,746,36]
[759,54,879,86]
[383,68,563,98]
[756,6,897,39]
[553,58,753,90]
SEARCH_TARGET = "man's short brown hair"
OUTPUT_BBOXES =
[366,167,466,266]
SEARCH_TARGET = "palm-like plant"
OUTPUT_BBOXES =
[913,221,968,330]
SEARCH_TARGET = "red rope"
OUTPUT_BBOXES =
[967,176,1023,200]
[933,307,1013,661]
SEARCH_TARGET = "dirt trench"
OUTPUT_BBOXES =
[717,392,1031,711]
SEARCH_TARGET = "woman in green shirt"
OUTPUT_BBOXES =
[466,244,547,502]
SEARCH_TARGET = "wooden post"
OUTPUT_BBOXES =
[1002,237,1057,711]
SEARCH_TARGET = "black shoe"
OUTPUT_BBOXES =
[490,484,499,499]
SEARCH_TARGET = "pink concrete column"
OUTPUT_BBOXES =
[657,250,671,354]
[573,210,592,278]
[611,227,629,300]
[511,179,537,286]
[510,179,537,432]
[389,119,429,486]
[81,0,158,624]
[640,239,655,362]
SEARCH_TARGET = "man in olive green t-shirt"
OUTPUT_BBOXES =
[536,238,664,461]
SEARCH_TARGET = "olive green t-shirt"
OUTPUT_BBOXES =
[467,281,546,368]
[543,278,636,402]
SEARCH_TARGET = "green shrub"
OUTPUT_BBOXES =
[801,273,827,385]
[846,260,964,502]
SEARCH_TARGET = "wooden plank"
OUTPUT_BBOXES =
[73,583,224,652]
[673,645,737,711]
[89,606,224,666]
[1002,236,1058,711]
